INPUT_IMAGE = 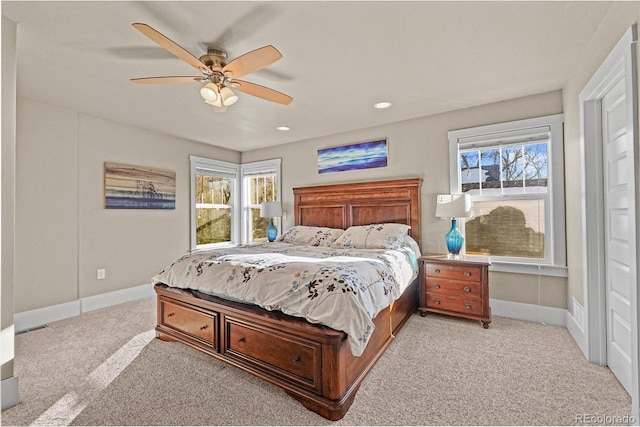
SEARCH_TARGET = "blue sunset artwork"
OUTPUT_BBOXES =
[318,139,388,174]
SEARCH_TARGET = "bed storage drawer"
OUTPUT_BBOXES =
[159,297,217,349]
[223,316,322,394]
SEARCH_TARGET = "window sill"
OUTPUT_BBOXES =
[488,261,568,277]
[192,242,237,252]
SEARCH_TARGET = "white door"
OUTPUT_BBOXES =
[602,74,635,395]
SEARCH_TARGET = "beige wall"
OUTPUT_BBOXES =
[2,15,17,383]
[13,98,240,312]
[242,90,565,307]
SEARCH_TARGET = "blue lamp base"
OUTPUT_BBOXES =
[445,218,464,258]
[267,218,278,242]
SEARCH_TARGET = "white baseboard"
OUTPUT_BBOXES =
[14,283,154,333]
[14,300,80,333]
[565,297,588,358]
[14,290,586,360]
[1,376,19,411]
[490,298,567,327]
[80,283,155,312]
[566,309,588,357]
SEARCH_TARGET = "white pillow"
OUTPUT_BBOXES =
[277,225,344,247]
[403,235,422,257]
[331,223,411,249]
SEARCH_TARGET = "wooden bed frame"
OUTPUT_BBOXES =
[154,178,422,420]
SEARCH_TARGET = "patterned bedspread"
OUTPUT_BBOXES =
[151,242,418,356]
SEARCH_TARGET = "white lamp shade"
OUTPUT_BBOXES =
[260,201,282,218]
[220,86,238,106]
[200,83,219,102]
[435,194,473,218]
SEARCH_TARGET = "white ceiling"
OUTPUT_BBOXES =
[2,1,614,152]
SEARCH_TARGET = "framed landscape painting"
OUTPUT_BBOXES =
[317,139,388,174]
[104,162,176,209]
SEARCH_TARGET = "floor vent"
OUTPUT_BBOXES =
[16,324,48,334]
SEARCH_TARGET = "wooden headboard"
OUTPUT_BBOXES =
[293,178,422,248]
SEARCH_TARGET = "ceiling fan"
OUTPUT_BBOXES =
[130,23,293,111]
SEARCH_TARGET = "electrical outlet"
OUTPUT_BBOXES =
[97,269,106,280]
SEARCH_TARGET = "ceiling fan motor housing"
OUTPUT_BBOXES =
[199,49,228,71]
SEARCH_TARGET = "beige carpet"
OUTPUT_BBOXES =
[1,297,632,426]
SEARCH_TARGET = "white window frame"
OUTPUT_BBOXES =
[190,156,240,249]
[240,158,282,243]
[448,114,567,276]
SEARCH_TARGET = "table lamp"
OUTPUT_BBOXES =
[260,201,283,242]
[435,194,473,258]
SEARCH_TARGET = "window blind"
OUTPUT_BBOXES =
[457,125,551,149]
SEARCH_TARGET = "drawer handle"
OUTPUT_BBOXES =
[434,299,441,305]
[464,287,471,292]
[434,283,441,289]
[238,337,246,343]
[464,271,472,277]
[167,312,175,317]
[293,356,301,365]
[200,325,208,331]
[465,303,472,310]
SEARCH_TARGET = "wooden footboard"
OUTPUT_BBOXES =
[154,279,418,420]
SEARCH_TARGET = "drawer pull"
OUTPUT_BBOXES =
[293,356,301,365]
[464,287,471,292]
[200,325,208,331]
[167,312,175,317]
[238,337,246,343]
[434,283,441,289]
[434,299,441,305]
[464,271,471,277]
[434,268,441,274]
[465,303,472,310]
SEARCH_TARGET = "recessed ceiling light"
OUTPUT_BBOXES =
[276,126,290,131]
[374,101,392,109]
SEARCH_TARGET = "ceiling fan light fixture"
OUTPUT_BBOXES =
[220,86,238,106]
[205,98,223,108]
[200,82,219,102]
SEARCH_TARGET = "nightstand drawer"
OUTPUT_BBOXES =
[426,293,482,316]
[424,263,483,281]
[425,277,481,297]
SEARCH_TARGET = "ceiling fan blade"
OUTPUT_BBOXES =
[231,80,293,105]
[222,45,282,78]
[131,76,206,84]
[132,23,210,74]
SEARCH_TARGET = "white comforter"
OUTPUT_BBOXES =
[151,243,418,356]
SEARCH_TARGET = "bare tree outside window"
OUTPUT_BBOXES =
[459,142,548,259]
[195,175,232,245]
[247,174,277,242]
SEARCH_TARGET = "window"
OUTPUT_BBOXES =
[448,114,566,275]
[241,159,282,243]
[190,156,240,248]
[190,157,281,248]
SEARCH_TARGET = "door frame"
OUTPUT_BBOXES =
[580,25,639,419]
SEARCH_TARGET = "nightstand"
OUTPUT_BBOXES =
[418,255,491,328]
